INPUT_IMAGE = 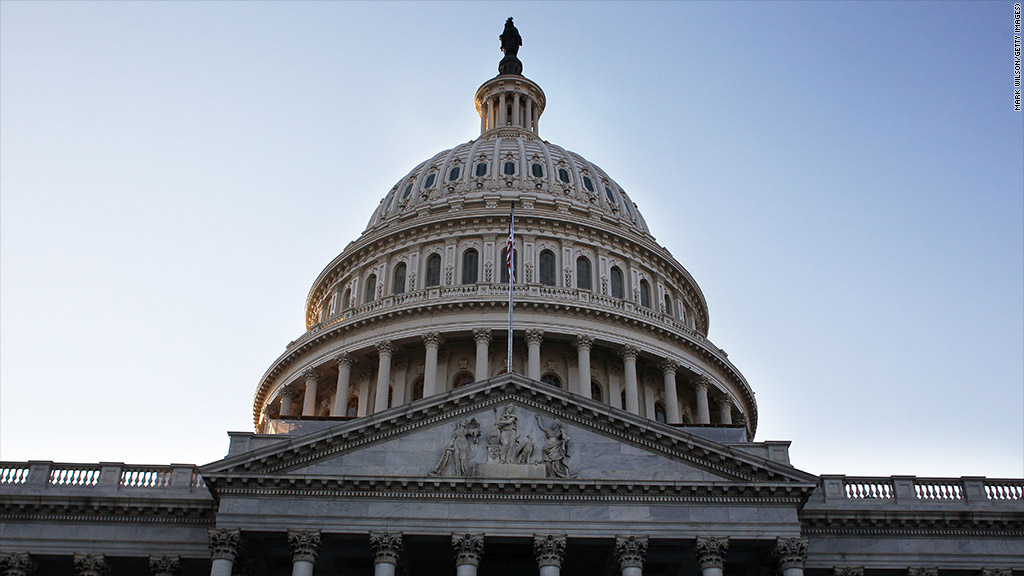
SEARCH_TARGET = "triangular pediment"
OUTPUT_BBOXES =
[201,374,816,495]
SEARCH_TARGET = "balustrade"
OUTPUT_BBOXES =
[914,479,963,500]
[0,461,203,491]
[50,464,101,486]
[0,463,29,484]
[120,466,173,488]
[843,478,894,499]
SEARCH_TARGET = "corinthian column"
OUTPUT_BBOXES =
[694,536,729,576]
[474,329,492,382]
[774,537,809,576]
[614,536,648,576]
[533,534,566,576]
[149,556,181,576]
[332,352,353,416]
[525,329,543,381]
[0,552,35,576]
[279,384,298,417]
[659,359,681,423]
[208,529,242,576]
[422,332,443,397]
[694,375,712,424]
[287,530,321,576]
[302,369,319,416]
[369,531,403,576]
[452,533,484,576]
[619,346,640,415]
[374,341,394,413]
[716,397,733,425]
[73,554,109,576]
[574,335,594,398]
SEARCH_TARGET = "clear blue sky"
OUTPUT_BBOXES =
[2,1,1021,478]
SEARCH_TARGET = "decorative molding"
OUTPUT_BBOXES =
[694,536,729,570]
[533,534,566,568]
[614,535,648,570]
[451,533,485,567]
[369,531,403,565]
[287,530,322,563]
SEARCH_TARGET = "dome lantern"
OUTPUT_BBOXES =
[474,18,545,135]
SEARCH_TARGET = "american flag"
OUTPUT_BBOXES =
[506,205,516,284]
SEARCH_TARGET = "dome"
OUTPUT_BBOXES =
[252,30,758,442]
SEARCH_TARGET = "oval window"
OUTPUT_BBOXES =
[558,168,570,183]
[583,176,595,192]
[504,161,516,176]
[476,162,488,177]
[605,186,616,204]
[532,163,544,178]
[402,184,413,199]
[424,173,436,189]
[449,166,461,181]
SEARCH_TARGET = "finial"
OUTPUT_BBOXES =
[498,17,523,75]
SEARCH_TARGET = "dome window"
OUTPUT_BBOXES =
[610,267,624,299]
[424,173,436,189]
[664,293,673,316]
[531,163,544,178]
[452,371,475,389]
[654,402,667,423]
[558,168,570,183]
[640,279,651,308]
[504,161,516,176]
[576,256,592,291]
[365,274,377,303]
[425,254,442,287]
[342,288,351,311]
[411,377,424,401]
[541,373,561,388]
[449,166,461,181]
[461,249,479,284]
[583,177,595,192]
[346,396,359,418]
[402,184,413,199]
[604,186,616,205]
[539,250,556,286]
[475,162,488,177]
[500,247,517,283]
[622,194,633,216]
[591,381,603,402]
[392,263,407,295]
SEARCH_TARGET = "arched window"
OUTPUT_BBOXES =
[620,389,627,408]
[541,373,561,388]
[576,256,592,290]
[402,183,413,199]
[531,163,544,178]
[342,288,351,311]
[452,371,475,389]
[591,381,603,402]
[610,267,624,299]
[346,396,359,417]
[424,173,436,189]
[558,168,570,183]
[411,377,424,401]
[387,386,394,409]
[664,293,673,316]
[462,249,479,284]
[583,176,595,192]
[640,279,651,308]
[500,247,517,283]
[475,162,488,177]
[392,263,406,295]
[539,250,556,286]
[365,274,377,303]
[654,402,667,423]
[503,161,516,176]
[449,166,461,181]
[426,254,441,287]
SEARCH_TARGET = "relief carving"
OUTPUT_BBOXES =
[536,415,573,478]
[491,405,535,464]
[430,418,482,476]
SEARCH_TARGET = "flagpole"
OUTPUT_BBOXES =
[507,203,515,374]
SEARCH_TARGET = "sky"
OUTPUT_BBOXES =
[2,1,1021,479]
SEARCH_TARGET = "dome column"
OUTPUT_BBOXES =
[533,535,566,576]
[499,93,507,126]
[287,530,321,576]
[474,329,492,382]
[208,528,242,576]
[695,376,712,424]
[575,335,594,398]
[614,536,648,576]
[279,384,298,417]
[374,341,394,413]
[301,369,318,416]
[773,538,808,576]
[526,98,533,132]
[422,333,443,397]
[620,346,641,415]
[452,533,484,576]
[331,353,353,417]
[694,536,729,576]
[717,397,733,425]
[659,359,681,424]
[369,531,403,576]
[512,92,521,126]
[525,329,543,380]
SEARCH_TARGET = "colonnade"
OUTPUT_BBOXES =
[270,328,741,429]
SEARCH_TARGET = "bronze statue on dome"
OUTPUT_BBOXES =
[500,17,522,57]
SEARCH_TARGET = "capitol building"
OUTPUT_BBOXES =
[1,20,1021,576]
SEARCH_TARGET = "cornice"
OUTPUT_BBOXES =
[0,495,215,524]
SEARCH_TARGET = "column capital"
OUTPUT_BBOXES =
[0,552,35,576]
[392,355,409,370]
[659,358,679,374]
[573,334,594,351]
[773,537,809,570]
[335,351,354,367]
[833,568,865,576]
[279,384,299,400]
[474,328,494,344]
[618,345,640,361]
[716,396,733,410]
[369,531,403,565]
[694,374,712,391]
[614,535,648,570]
[376,340,395,356]
[73,554,110,576]
[533,534,566,569]
[694,536,729,570]
[980,570,1013,576]
[303,368,319,381]
[208,528,243,561]
[907,569,938,576]
[287,529,322,564]
[422,332,444,348]
[524,328,544,346]
[451,533,485,567]
[148,555,181,576]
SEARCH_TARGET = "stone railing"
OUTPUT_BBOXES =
[0,461,206,492]
[811,475,1024,509]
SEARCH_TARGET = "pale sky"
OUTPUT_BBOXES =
[2,1,1022,479]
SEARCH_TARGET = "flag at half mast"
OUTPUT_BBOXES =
[506,203,516,373]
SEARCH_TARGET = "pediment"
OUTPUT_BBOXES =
[201,374,816,494]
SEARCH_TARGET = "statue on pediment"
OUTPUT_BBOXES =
[430,418,481,476]
[536,415,573,478]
